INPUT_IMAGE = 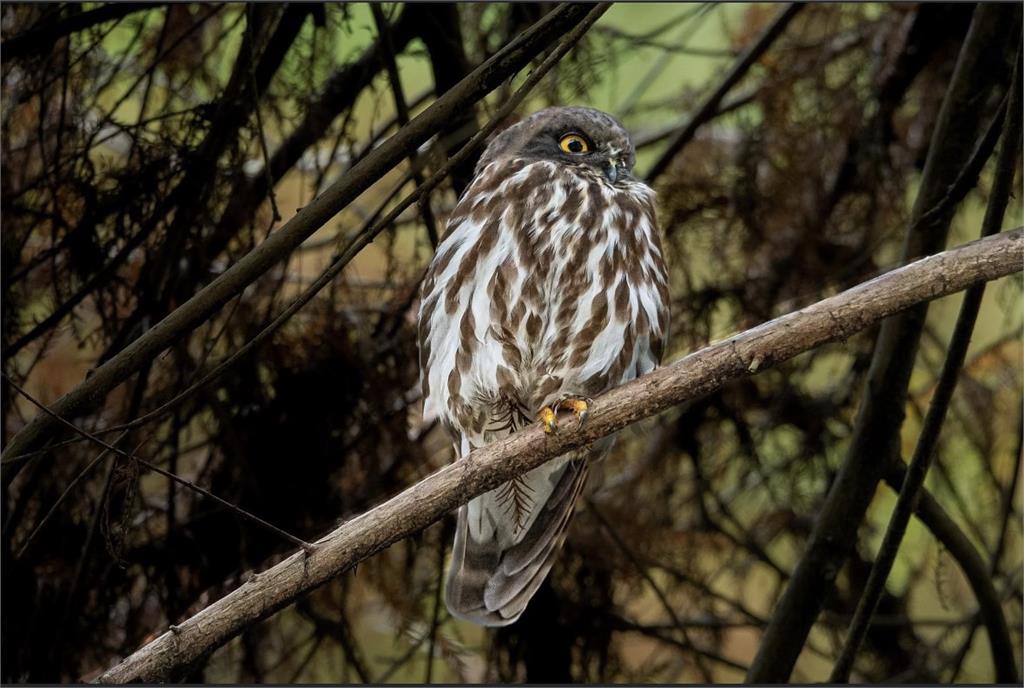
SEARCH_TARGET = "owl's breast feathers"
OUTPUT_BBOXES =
[418,157,670,440]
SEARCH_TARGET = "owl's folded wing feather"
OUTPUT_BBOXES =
[445,456,588,626]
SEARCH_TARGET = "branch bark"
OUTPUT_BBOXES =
[0,2,595,472]
[93,229,1023,684]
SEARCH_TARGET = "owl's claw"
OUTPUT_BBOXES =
[558,397,591,429]
[538,397,591,434]
[539,406,558,434]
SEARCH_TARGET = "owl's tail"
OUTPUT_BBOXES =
[444,456,588,626]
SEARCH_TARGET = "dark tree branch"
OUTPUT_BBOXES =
[92,228,1022,684]
[1,3,152,60]
[746,6,1020,680]
[830,51,1021,683]
[882,464,1018,684]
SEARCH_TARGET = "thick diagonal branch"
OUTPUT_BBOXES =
[93,229,1023,684]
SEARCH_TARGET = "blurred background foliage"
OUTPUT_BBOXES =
[1,2,1021,683]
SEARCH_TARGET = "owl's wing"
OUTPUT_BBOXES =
[445,455,588,626]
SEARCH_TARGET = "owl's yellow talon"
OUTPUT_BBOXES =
[558,398,590,428]
[539,406,558,434]
[539,397,592,433]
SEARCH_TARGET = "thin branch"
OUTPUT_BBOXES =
[91,229,1023,684]
[3,376,314,553]
[883,464,1019,683]
[643,3,803,182]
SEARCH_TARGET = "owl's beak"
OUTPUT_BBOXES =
[605,158,625,183]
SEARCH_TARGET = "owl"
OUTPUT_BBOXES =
[417,106,669,626]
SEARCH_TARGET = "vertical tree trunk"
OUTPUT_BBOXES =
[747,3,1021,682]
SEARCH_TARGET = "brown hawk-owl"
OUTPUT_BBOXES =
[418,106,669,626]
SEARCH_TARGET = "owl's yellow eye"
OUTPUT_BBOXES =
[558,133,589,154]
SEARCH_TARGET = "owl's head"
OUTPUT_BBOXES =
[476,106,636,184]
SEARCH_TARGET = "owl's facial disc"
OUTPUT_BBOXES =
[475,106,637,183]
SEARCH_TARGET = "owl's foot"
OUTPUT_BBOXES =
[558,397,590,428]
[539,406,558,434]
[538,396,592,434]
